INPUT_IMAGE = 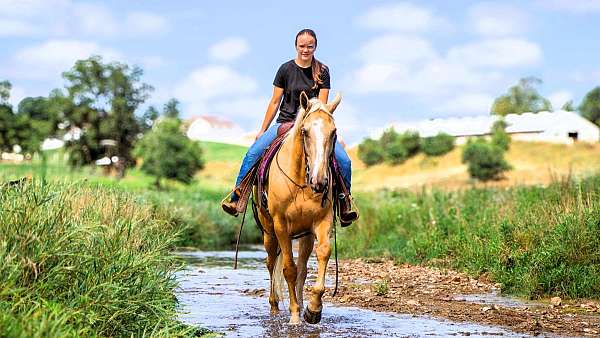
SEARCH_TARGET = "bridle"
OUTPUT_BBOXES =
[276,107,336,203]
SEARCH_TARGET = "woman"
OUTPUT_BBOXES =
[221,28,358,225]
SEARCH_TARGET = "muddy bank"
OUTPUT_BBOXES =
[177,251,521,337]
[317,259,600,337]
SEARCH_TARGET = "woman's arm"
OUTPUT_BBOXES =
[256,86,284,140]
[318,88,329,104]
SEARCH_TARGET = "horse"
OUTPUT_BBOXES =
[257,91,342,325]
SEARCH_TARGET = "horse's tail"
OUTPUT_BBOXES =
[272,251,286,301]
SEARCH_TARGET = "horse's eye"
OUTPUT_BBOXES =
[301,128,307,135]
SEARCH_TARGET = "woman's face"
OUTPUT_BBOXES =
[296,34,316,63]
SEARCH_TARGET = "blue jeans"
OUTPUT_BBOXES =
[233,122,352,200]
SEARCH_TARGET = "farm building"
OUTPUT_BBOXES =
[186,115,254,146]
[382,110,599,145]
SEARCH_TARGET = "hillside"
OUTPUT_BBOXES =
[198,140,600,191]
[347,141,600,191]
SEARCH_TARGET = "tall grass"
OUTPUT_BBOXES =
[0,180,195,337]
[340,174,600,299]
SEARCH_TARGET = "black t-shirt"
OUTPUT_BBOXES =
[273,60,331,123]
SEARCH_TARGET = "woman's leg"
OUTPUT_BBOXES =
[334,140,352,192]
[231,123,280,200]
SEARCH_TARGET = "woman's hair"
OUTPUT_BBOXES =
[295,28,325,89]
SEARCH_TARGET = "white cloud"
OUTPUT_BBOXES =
[211,96,268,120]
[548,90,573,109]
[126,12,169,36]
[72,3,118,37]
[467,3,529,36]
[435,93,495,115]
[357,2,439,32]
[447,38,542,68]
[0,1,167,39]
[538,0,600,13]
[0,18,40,36]
[11,40,121,80]
[209,37,250,62]
[357,35,437,64]
[0,0,70,18]
[174,65,258,116]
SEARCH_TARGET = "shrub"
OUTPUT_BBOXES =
[385,137,409,165]
[398,131,420,156]
[462,139,511,181]
[358,138,385,166]
[134,118,204,187]
[421,132,455,156]
[491,119,511,151]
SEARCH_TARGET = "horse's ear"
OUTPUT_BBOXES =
[299,91,310,112]
[326,92,342,114]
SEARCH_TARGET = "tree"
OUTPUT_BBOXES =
[140,105,159,131]
[421,132,455,156]
[0,80,16,152]
[579,87,600,128]
[133,118,204,188]
[561,100,575,112]
[462,138,511,181]
[0,80,11,103]
[491,77,552,116]
[62,56,153,176]
[163,98,180,119]
[491,119,511,151]
[357,138,385,166]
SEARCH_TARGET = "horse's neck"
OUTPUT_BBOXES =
[279,128,305,183]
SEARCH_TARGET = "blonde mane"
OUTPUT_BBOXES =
[285,98,334,144]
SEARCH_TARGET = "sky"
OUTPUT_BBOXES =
[1,0,600,144]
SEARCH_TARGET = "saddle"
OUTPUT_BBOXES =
[230,122,350,229]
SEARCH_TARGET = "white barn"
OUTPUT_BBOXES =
[382,110,599,145]
[186,116,254,146]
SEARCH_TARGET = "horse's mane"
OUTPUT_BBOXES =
[285,98,334,145]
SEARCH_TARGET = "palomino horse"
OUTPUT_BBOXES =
[257,91,341,325]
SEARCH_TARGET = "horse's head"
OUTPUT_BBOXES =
[297,91,342,194]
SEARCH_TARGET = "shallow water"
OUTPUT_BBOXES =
[175,251,528,337]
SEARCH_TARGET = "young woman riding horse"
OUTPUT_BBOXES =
[221,28,358,225]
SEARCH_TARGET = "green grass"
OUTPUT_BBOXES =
[340,174,600,299]
[0,180,197,337]
[199,141,248,162]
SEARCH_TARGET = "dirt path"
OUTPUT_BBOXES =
[317,259,600,337]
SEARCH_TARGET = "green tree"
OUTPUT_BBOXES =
[357,138,385,166]
[141,105,160,131]
[462,138,511,181]
[579,87,600,128]
[561,100,575,112]
[421,132,455,156]
[491,77,552,116]
[398,131,420,157]
[0,80,17,152]
[163,98,180,119]
[491,119,511,151]
[62,56,153,176]
[0,103,16,152]
[134,118,204,188]
[0,80,11,103]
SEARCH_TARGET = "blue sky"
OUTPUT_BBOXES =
[1,0,600,144]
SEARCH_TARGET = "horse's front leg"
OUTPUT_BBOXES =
[304,219,332,324]
[296,234,315,311]
[274,219,301,325]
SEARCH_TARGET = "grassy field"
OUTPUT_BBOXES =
[0,181,196,337]
[339,174,600,299]
[2,140,600,301]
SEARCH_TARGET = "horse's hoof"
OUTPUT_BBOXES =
[270,306,279,315]
[288,315,301,325]
[303,307,322,324]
